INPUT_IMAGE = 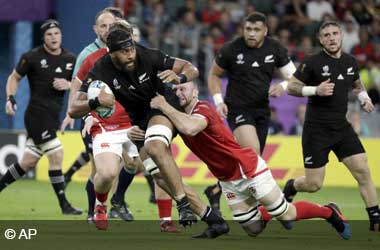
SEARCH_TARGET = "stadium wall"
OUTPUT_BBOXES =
[1,131,377,187]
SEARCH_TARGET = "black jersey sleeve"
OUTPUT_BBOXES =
[150,49,175,71]
[15,52,31,77]
[276,43,291,68]
[293,57,313,84]
[214,45,231,69]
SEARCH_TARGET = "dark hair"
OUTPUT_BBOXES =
[40,19,60,36]
[245,12,267,25]
[107,28,134,53]
[318,21,341,35]
[109,20,133,34]
[95,7,124,24]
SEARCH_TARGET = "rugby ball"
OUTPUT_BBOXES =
[87,80,115,118]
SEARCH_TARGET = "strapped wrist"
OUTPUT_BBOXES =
[302,86,317,96]
[212,93,224,106]
[358,90,370,103]
[8,95,16,105]
[178,73,188,84]
[88,97,100,110]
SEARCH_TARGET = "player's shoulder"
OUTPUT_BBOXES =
[23,46,44,58]
[87,48,108,61]
[61,48,76,60]
[341,52,357,63]
[265,36,283,48]
[136,43,161,56]
[302,50,324,64]
[193,101,213,114]
[223,37,244,50]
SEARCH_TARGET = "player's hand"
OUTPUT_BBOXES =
[269,84,285,97]
[216,103,228,119]
[150,94,168,110]
[316,78,335,96]
[5,100,17,116]
[53,78,70,91]
[60,114,75,134]
[98,86,114,108]
[81,116,99,137]
[361,99,374,113]
[158,70,180,84]
[127,126,145,141]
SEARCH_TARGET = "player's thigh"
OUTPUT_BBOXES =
[233,125,261,154]
[94,152,122,180]
[334,125,366,164]
[302,125,331,168]
[342,153,371,181]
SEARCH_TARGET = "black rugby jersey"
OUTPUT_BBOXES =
[80,44,175,112]
[215,36,290,110]
[15,46,76,115]
[294,50,360,124]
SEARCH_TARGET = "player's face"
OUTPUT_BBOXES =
[111,47,137,72]
[319,25,342,55]
[43,27,62,51]
[243,21,267,48]
[94,12,116,44]
[175,82,197,107]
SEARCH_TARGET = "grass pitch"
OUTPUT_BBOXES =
[0,180,379,250]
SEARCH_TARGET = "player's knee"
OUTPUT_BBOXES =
[144,140,166,158]
[242,222,265,237]
[144,125,173,152]
[234,207,264,237]
[306,182,322,192]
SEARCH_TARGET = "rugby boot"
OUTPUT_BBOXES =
[325,202,351,240]
[160,220,181,233]
[192,221,229,239]
[94,204,108,230]
[61,203,83,215]
[283,179,297,202]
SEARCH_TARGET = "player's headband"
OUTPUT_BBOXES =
[107,29,134,53]
[40,19,61,36]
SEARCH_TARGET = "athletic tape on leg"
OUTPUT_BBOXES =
[144,125,172,147]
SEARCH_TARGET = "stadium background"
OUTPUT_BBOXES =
[0,0,380,233]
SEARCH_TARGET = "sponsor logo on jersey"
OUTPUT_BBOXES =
[113,78,121,90]
[252,61,260,67]
[347,67,354,75]
[138,72,150,83]
[40,59,48,68]
[321,65,330,76]
[41,130,51,140]
[337,74,344,80]
[55,67,62,73]
[304,156,313,165]
[226,193,236,200]
[100,142,110,149]
[66,63,73,70]
[236,53,244,64]
[264,54,274,63]
[235,114,245,124]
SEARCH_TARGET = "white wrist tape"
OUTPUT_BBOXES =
[358,90,370,103]
[212,93,224,106]
[302,86,317,96]
[279,81,288,90]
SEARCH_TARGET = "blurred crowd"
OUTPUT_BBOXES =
[118,0,380,136]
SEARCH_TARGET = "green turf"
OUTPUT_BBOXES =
[0,180,379,250]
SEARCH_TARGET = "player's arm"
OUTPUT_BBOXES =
[5,70,23,116]
[208,61,228,119]
[352,79,374,112]
[68,87,113,119]
[150,95,207,136]
[287,76,335,97]
[269,61,297,97]
[158,57,199,85]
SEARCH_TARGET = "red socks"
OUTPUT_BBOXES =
[157,199,172,220]
[95,191,108,204]
[258,200,332,222]
[294,201,332,220]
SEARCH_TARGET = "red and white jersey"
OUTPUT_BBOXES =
[76,48,108,82]
[76,48,132,136]
[180,101,259,181]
